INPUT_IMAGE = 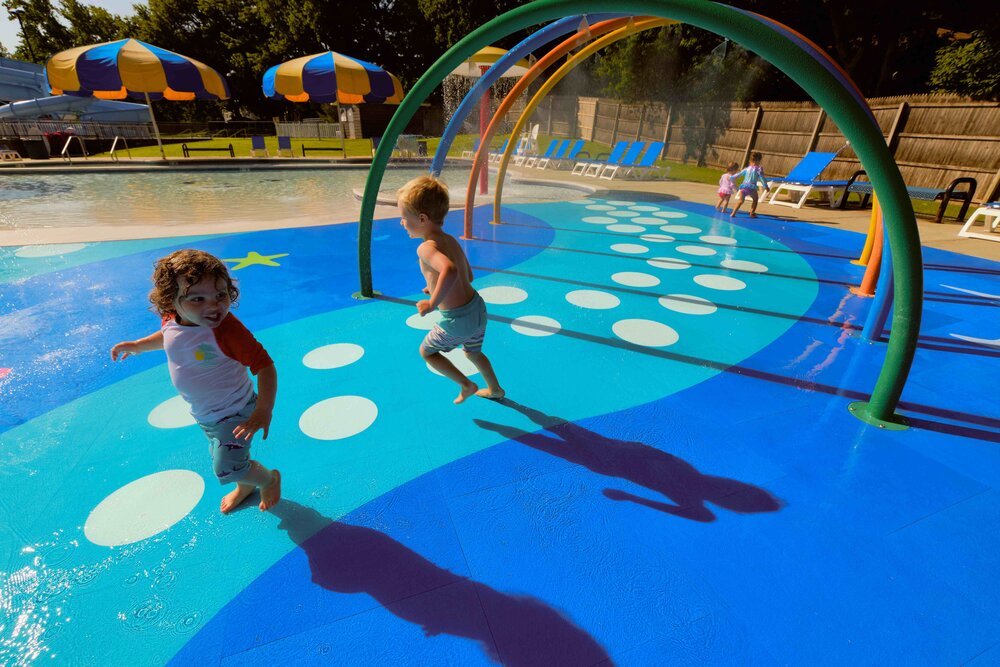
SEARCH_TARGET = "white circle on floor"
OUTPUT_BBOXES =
[611,243,649,254]
[629,205,660,212]
[659,294,718,315]
[640,234,675,243]
[652,211,687,219]
[303,343,364,369]
[566,289,621,309]
[84,470,204,547]
[586,204,615,211]
[700,235,738,246]
[647,257,691,270]
[631,217,665,225]
[608,210,639,218]
[582,216,617,224]
[427,349,480,377]
[606,200,636,206]
[14,243,88,258]
[406,310,444,330]
[300,396,378,440]
[612,271,660,287]
[660,225,701,234]
[721,259,769,273]
[675,245,717,256]
[148,396,195,429]
[479,286,528,304]
[511,315,561,337]
[569,199,594,205]
[613,319,679,347]
[607,224,646,233]
[695,274,747,291]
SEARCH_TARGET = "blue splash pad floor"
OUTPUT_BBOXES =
[1,196,998,665]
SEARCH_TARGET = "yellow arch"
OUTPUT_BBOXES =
[493,17,673,223]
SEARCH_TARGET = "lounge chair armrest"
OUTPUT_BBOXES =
[595,152,610,160]
[575,151,590,159]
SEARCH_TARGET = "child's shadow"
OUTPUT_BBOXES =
[271,500,611,666]
[475,400,781,522]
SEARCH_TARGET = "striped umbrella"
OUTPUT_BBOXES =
[262,51,403,104]
[46,39,230,158]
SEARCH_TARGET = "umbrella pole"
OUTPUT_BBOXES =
[336,103,345,157]
[144,92,166,160]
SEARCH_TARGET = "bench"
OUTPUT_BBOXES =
[837,170,977,223]
[301,145,344,157]
[181,143,234,158]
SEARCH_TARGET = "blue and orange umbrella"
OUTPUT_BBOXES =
[262,51,403,105]
[46,38,230,158]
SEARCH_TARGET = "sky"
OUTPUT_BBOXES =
[1,0,140,59]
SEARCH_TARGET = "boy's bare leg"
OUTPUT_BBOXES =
[749,194,760,217]
[730,194,744,217]
[465,350,504,399]
[221,482,255,513]
[422,348,478,404]
[224,460,282,512]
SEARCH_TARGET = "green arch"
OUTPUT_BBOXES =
[357,0,921,426]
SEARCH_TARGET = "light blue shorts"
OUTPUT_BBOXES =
[421,293,487,354]
[198,396,256,485]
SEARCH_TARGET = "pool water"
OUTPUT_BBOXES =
[0,166,588,230]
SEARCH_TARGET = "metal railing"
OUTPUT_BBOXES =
[60,135,88,163]
[109,136,132,162]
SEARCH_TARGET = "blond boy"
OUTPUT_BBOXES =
[398,176,504,404]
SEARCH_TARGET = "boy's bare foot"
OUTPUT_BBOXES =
[475,387,505,400]
[749,212,758,218]
[454,381,478,404]
[259,470,281,511]
[221,484,254,514]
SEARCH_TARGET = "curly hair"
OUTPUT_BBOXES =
[149,249,238,315]
[397,175,449,224]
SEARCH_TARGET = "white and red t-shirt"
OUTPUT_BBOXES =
[161,313,273,424]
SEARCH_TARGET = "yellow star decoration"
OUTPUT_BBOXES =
[223,251,290,271]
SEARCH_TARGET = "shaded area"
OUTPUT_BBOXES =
[476,400,781,522]
[271,500,612,666]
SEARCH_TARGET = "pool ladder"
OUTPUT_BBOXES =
[109,136,132,163]
[60,135,89,163]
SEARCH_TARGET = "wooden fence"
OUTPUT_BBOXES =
[521,95,1000,203]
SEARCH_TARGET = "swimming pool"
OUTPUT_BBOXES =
[0,165,589,231]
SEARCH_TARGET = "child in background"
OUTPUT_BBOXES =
[110,249,281,514]
[730,152,770,218]
[398,175,505,405]
[716,162,739,212]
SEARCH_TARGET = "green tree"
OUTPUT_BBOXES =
[3,0,132,63]
[929,28,1000,100]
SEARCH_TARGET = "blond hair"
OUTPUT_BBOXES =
[397,175,449,224]
[149,249,238,316]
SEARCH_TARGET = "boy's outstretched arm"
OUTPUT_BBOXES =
[110,331,164,361]
[416,242,455,316]
[233,363,276,441]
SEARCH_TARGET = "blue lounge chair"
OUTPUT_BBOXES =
[489,138,509,163]
[840,171,977,223]
[276,135,293,157]
[460,138,481,159]
[573,141,628,176]
[249,135,268,157]
[551,139,586,169]
[599,141,646,180]
[766,151,846,208]
[525,139,558,168]
[620,141,668,179]
[534,139,566,169]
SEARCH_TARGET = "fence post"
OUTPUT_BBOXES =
[807,108,826,152]
[546,96,554,135]
[885,101,909,154]
[660,104,673,159]
[610,101,622,146]
[636,104,647,141]
[985,166,1000,204]
[741,105,763,167]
